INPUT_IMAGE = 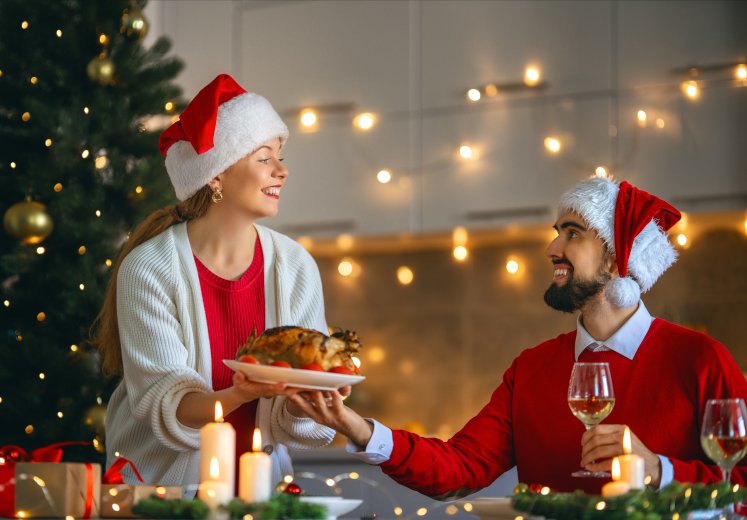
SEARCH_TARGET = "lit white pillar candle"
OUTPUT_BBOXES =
[601,458,631,497]
[199,401,236,495]
[239,428,272,503]
[198,456,232,519]
[618,426,646,489]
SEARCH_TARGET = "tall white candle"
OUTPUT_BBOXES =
[239,428,272,503]
[619,426,646,489]
[199,401,236,495]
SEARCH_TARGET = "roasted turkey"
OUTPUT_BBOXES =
[236,326,362,373]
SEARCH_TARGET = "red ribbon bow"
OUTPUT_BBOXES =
[103,456,144,484]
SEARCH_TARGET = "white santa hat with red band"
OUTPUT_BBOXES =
[557,177,681,308]
[159,74,289,201]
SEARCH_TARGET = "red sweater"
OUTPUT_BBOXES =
[381,319,747,497]
[195,239,265,474]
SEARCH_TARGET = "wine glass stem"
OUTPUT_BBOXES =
[723,468,732,484]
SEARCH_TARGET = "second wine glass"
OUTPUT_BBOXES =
[567,362,615,478]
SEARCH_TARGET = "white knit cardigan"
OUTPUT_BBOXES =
[104,222,335,492]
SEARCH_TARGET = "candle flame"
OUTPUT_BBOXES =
[214,401,224,423]
[611,457,621,481]
[252,428,262,452]
[623,426,632,454]
[209,456,220,479]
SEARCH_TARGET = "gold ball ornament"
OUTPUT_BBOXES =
[121,5,149,40]
[3,199,54,244]
[86,53,115,86]
[84,404,106,434]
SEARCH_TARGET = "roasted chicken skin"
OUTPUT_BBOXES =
[236,326,362,373]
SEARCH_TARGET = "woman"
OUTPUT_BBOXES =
[94,74,334,492]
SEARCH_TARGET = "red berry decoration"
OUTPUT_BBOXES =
[283,482,302,495]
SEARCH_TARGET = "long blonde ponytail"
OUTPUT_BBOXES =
[92,186,213,377]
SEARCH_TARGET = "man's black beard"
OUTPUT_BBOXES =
[543,269,611,313]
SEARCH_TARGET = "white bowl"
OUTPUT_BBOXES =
[299,497,363,520]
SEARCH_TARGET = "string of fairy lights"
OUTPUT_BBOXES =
[288,61,747,289]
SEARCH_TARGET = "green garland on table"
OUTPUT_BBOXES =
[511,481,747,520]
[132,493,326,520]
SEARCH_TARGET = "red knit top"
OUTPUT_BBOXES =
[195,238,265,475]
[381,319,747,497]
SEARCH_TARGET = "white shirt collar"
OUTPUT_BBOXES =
[574,301,655,361]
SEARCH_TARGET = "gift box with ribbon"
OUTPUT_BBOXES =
[0,441,93,518]
[100,457,182,518]
[14,461,101,518]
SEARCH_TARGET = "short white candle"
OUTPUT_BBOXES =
[200,401,236,496]
[601,458,631,497]
[198,457,232,520]
[619,427,646,489]
[239,428,272,503]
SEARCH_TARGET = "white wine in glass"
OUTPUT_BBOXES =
[568,362,615,478]
[700,398,747,484]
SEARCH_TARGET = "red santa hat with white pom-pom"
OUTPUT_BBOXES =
[159,74,288,201]
[558,177,681,308]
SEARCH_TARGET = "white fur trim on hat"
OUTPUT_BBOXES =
[164,92,289,201]
[557,177,678,308]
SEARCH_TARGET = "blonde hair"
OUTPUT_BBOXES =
[92,186,213,377]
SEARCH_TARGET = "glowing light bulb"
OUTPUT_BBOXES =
[736,64,747,80]
[81,149,90,159]
[453,245,468,262]
[3,300,9,307]
[524,66,541,86]
[10,162,16,169]
[54,182,63,192]
[397,266,414,285]
[595,166,609,178]
[135,185,143,194]
[79,283,85,291]
[105,259,113,267]
[21,21,29,30]
[95,210,102,217]
[78,245,87,255]
[36,247,45,255]
[459,145,474,159]
[30,76,38,85]
[83,106,90,115]
[164,101,174,112]
[377,169,392,184]
[682,81,699,99]
[38,373,45,380]
[95,155,108,169]
[56,29,62,38]
[506,259,519,274]
[70,344,78,352]
[452,226,468,246]
[485,83,498,97]
[57,411,63,418]
[637,110,647,126]
[677,233,688,246]
[338,259,354,277]
[98,34,109,45]
[656,118,665,129]
[45,138,53,147]
[36,312,46,322]
[416,508,427,516]
[300,109,318,128]
[544,137,561,153]
[466,88,481,102]
[354,112,376,130]
[22,112,31,121]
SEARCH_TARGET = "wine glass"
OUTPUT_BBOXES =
[567,362,615,478]
[700,398,747,484]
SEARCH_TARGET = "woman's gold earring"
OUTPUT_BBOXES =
[211,187,223,203]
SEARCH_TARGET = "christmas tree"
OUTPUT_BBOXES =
[0,0,183,457]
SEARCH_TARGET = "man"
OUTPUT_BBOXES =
[290,177,747,496]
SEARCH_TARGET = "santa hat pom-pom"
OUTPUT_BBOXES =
[605,277,640,308]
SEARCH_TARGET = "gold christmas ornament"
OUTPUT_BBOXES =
[84,404,106,434]
[86,53,115,86]
[121,5,149,40]
[3,199,54,244]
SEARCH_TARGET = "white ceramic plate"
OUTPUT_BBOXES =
[299,497,363,520]
[223,359,365,391]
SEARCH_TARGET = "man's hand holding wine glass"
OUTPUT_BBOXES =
[580,424,663,487]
